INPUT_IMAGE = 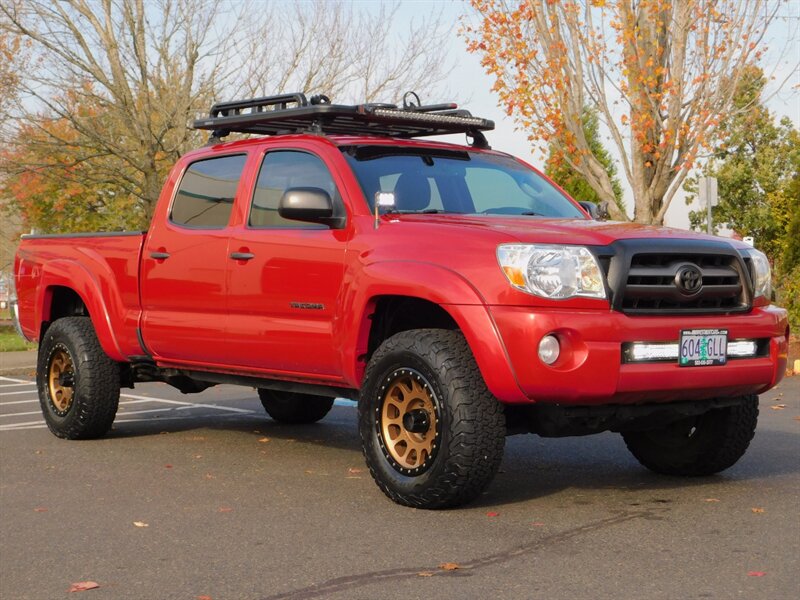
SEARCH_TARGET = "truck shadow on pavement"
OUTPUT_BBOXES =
[106,405,799,509]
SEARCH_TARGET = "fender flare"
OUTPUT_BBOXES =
[37,259,128,362]
[337,260,525,401]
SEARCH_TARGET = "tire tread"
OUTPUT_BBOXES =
[37,317,119,440]
[360,329,505,509]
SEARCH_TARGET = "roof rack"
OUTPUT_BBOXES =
[192,92,494,148]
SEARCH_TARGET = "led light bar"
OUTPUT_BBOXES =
[726,340,759,357]
[630,343,679,362]
[372,108,490,127]
[625,339,760,363]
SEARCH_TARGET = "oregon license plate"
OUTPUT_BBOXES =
[679,329,728,366]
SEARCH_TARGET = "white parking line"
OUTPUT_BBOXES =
[0,376,32,384]
[0,410,42,418]
[120,393,255,414]
[0,378,357,433]
[0,419,46,428]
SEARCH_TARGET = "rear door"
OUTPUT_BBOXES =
[140,153,248,364]
[224,147,349,377]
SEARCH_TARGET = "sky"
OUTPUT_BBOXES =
[390,0,800,231]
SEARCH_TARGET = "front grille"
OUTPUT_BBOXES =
[620,252,749,314]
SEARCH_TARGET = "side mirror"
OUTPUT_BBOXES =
[278,187,345,228]
[578,201,600,220]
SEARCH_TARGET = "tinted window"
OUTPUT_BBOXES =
[171,155,246,227]
[249,151,339,227]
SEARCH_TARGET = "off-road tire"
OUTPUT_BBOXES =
[258,389,334,424]
[36,317,120,440]
[621,395,759,476]
[359,329,505,509]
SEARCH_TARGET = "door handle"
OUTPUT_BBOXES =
[230,252,255,261]
[150,251,170,260]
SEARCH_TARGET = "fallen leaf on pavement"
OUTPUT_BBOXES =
[747,571,766,577]
[258,437,270,443]
[770,404,786,410]
[164,464,173,469]
[33,507,48,512]
[218,507,233,513]
[704,498,720,503]
[197,596,213,600]
[68,581,99,592]
[417,572,434,577]
[486,511,499,517]
[133,521,149,527]
[751,508,765,514]
[439,562,460,571]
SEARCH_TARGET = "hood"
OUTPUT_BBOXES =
[392,214,746,249]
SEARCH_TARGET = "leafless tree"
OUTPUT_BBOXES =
[0,0,453,224]
[234,1,451,103]
[1,0,228,218]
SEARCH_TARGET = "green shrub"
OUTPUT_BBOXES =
[777,265,800,333]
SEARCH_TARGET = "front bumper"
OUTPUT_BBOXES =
[488,304,788,405]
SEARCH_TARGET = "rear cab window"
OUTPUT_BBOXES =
[170,154,248,228]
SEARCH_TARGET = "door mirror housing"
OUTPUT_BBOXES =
[278,187,345,228]
[577,201,600,220]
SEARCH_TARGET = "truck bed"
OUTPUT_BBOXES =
[14,231,146,360]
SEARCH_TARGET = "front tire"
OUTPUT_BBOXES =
[621,395,758,476]
[258,389,334,424]
[37,317,120,439]
[359,329,505,509]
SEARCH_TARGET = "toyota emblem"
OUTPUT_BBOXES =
[675,265,703,295]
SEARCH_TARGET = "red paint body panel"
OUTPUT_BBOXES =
[489,304,788,404]
[14,133,789,406]
[14,234,145,361]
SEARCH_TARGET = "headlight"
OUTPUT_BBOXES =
[742,248,771,299]
[497,244,606,299]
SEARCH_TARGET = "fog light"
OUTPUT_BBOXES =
[538,335,560,365]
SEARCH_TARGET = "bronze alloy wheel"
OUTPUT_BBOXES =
[377,368,440,475]
[48,345,75,416]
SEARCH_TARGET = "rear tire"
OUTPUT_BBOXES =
[258,389,334,424]
[37,317,120,440]
[359,329,505,509]
[621,395,758,476]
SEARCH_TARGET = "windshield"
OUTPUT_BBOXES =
[341,146,586,219]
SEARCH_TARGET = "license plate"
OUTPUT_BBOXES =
[679,329,728,366]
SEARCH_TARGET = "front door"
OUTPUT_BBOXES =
[225,149,348,377]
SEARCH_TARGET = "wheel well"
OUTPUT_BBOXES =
[366,296,458,360]
[41,286,89,337]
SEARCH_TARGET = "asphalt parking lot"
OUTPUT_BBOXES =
[1,374,798,600]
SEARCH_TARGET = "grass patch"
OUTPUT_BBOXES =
[0,325,37,352]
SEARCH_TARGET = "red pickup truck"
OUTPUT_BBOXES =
[12,94,789,508]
